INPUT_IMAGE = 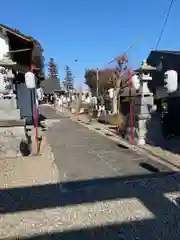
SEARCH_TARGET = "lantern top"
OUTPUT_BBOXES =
[135,60,156,73]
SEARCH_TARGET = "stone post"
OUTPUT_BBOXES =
[113,89,118,114]
[134,60,156,145]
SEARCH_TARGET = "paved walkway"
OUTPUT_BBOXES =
[40,104,65,119]
[1,105,179,239]
[53,104,180,171]
[41,105,172,185]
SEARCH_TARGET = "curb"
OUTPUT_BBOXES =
[46,136,60,183]
[137,145,180,171]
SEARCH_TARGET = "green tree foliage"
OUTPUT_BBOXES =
[48,58,58,78]
[64,65,74,90]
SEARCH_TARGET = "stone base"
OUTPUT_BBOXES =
[0,126,26,159]
[138,138,146,145]
[125,116,149,146]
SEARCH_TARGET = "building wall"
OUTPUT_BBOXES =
[0,31,9,59]
[0,33,19,119]
[0,33,12,94]
[147,52,180,98]
[0,30,40,123]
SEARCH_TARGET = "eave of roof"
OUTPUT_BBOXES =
[147,50,180,66]
[154,50,180,55]
[0,24,44,52]
[0,24,32,42]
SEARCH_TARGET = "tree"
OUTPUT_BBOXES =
[48,58,58,78]
[64,65,74,90]
[84,68,122,94]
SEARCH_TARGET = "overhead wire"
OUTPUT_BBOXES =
[155,0,175,50]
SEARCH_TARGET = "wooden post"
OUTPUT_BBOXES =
[96,68,99,97]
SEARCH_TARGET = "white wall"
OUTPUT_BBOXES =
[0,31,9,59]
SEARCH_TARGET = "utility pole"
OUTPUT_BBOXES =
[96,68,99,97]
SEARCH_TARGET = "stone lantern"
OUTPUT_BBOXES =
[134,60,157,145]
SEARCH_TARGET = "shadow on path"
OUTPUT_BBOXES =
[1,172,180,239]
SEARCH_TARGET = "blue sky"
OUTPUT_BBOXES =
[1,0,179,88]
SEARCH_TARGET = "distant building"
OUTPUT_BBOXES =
[43,77,61,95]
[147,50,180,136]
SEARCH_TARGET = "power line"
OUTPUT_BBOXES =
[107,35,144,65]
[155,0,175,50]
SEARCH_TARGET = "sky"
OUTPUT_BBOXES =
[1,0,179,88]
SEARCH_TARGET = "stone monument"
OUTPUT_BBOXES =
[134,60,157,145]
[0,55,19,120]
[0,55,27,158]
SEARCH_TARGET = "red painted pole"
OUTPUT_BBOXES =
[128,70,134,145]
[34,100,39,153]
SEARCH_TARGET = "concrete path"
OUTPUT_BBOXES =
[42,105,173,186]
[40,104,65,119]
[1,105,178,239]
